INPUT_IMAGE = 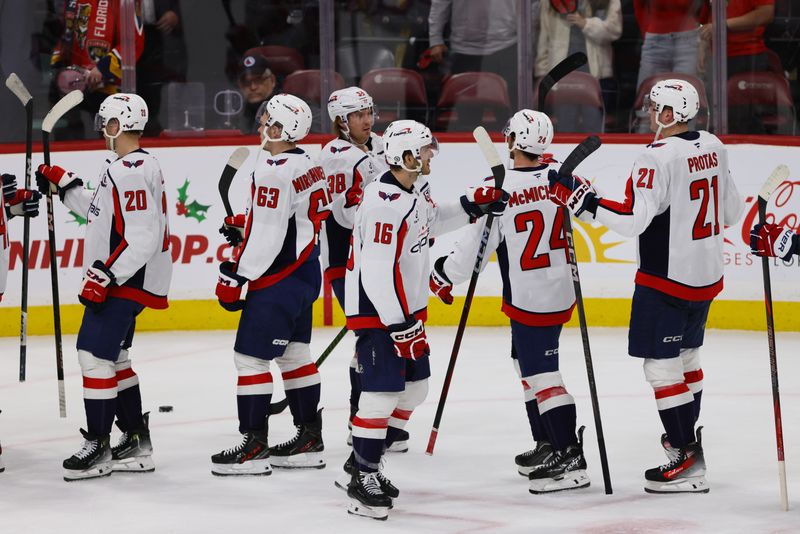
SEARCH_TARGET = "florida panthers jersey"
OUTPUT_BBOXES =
[592,131,744,300]
[318,134,387,282]
[62,149,172,308]
[345,172,468,330]
[441,165,576,325]
[235,148,329,289]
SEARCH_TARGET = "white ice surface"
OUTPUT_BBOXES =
[1,327,799,533]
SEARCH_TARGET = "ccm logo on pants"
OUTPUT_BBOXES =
[272,339,289,346]
[662,335,683,343]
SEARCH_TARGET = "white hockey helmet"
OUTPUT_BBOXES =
[645,79,700,123]
[256,93,313,143]
[327,86,376,123]
[503,109,553,155]
[383,120,438,172]
[94,93,148,134]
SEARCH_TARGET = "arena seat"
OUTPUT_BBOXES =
[282,70,345,104]
[534,71,605,133]
[246,46,305,77]
[727,71,796,135]
[435,72,511,131]
[336,44,396,86]
[359,68,428,127]
[630,73,710,132]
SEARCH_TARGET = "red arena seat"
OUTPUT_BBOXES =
[727,71,796,135]
[282,70,345,104]
[359,68,429,127]
[534,71,605,133]
[246,46,305,77]
[436,72,511,131]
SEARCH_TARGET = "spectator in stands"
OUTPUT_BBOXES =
[699,0,775,76]
[236,52,278,134]
[536,0,622,132]
[633,0,709,132]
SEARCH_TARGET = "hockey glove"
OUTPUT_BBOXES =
[5,189,42,219]
[548,169,599,218]
[219,214,246,247]
[461,186,509,221]
[79,260,116,311]
[388,318,429,360]
[2,173,17,201]
[750,223,798,260]
[430,256,454,305]
[216,261,247,311]
[36,164,83,199]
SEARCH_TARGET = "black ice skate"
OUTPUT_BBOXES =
[515,440,554,477]
[211,431,271,476]
[661,426,703,463]
[347,471,392,521]
[269,409,325,469]
[386,429,409,453]
[111,412,154,473]
[0,439,5,473]
[644,439,708,494]
[63,429,113,481]
[528,426,590,494]
[335,452,399,501]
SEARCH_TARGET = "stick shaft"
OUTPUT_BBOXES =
[19,101,33,381]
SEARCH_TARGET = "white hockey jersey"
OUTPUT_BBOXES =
[441,165,576,325]
[318,133,387,282]
[592,131,744,301]
[235,147,329,289]
[63,149,172,308]
[345,171,469,330]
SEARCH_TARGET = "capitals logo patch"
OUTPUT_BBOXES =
[122,159,144,168]
[330,146,351,154]
[266,158,288,166]
[379,191,401,202]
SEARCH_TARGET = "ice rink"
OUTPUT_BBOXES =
[1,326,798,533]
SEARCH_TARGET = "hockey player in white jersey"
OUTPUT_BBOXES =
[430,110,589,494]
[212,94,329,476]
[549,80,744,493]
[343,119,508,519]
[36,93,172,481]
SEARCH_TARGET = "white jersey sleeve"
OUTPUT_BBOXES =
[438,218,499,283]
[418,180,470,237]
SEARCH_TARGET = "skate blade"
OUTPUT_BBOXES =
[644,476,709,494]
[112,455,155,473]
[270,451,325,469]
[347,500,389,520]
[334,473,351,492]
[529,470,591,494]
[386,440,408,454]
[63,462,113,482]
[211,458,272,476]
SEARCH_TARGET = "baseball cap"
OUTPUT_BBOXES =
[239,53,272,80]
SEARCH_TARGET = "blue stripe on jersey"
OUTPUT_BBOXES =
[638,207,671,278]
[496,239,513,303]
[262,214,298,277]
[324,216,351,269]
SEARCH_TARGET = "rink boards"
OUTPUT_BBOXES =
[0,136,798,335]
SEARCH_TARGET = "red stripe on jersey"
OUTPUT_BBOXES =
[353,416,389,430]
[248,238,316,291]
[635,272,723,301]
[391,408,413,421]
[83,376,117,389]
[346,309,428,330]
[598,177,635,215]
[684,369,704,384]
[654,383,690,399]
[108,286,169,309]
[393,220,410,318]
[521,380,531,390]
[501,300,575,326]
[535,386,568,403]
[115,367,136,380]
[237,372,273,386]
[324,266,346,283]
[282,363,318,380]
[105,185,129,268]
[344,161,366,208]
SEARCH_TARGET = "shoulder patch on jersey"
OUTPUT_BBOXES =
[647,142,667,148]
[378,191,401,202]
[266,158,288,166]
[122,159,144,168]
[330,145,352,154]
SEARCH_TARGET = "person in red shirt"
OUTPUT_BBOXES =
[699,0,775,76]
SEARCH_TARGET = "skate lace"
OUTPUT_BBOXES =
[75,439,98,460]
[376,458,392,486]
[657,450,688,471]
[221,435,249,456]
[114,432,130,450]
[274,426,301,449]
[361,473,384,496]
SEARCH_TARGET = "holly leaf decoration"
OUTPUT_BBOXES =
[184,199,211,222]
[177,179,190,205]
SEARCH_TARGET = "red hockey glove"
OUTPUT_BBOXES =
[216,261,247,311]
[461,186,509,221]
[388,319,429,360]
[79,261,116,310]
[36,164,83,197]
[5,189,42,219]
[219,214,246,247]
[430,256,454,305]
[750,223,798,260]
[547,169,598,217]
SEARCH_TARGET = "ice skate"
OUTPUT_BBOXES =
[63,430,113,481]
[386,429,409,453]
[529,426,590,494]
[111,412,154,473]
[335,452,398,501]
[269,409,325,469]
[661,425,703,463]
[347,471,391,521]
[211,431,272,476]
[644,440,708,494]
[515,440,554,476]
[0,439,5,473]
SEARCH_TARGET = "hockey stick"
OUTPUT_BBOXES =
[427,126,504,455]
[5,73,33,382]
[558,135,613,494]
[268,325,349,415]
[757,164,790,511]
[42,89,83,418]
[538,52,587,111]
[218,147,250,217]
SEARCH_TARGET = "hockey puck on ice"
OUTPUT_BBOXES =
[158,405,173,413]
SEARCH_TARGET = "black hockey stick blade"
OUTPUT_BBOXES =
[219,147,250,217]
[538,52,587,111]
[559,135,602,177]
[473,126,505,188]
